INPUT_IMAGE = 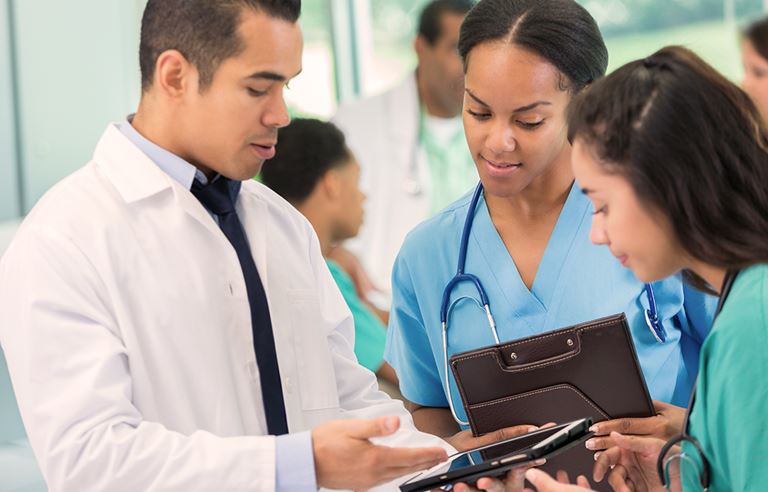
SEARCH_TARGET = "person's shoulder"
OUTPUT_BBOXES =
[721,264,768,319]
[20,162,115,231]
[333,74,415,123]
[708,264,768,355]
[2,162,119,261]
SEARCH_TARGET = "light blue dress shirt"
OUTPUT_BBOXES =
[116,118,316,491]
[386,183,716,425]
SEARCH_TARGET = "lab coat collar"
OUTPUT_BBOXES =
[94,123,179,204]
[93,123,226,243]
[117,116,203,191]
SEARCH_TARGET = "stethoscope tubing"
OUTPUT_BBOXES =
[439,182,667,426]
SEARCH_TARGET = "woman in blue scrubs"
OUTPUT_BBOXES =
[385,0,714,451]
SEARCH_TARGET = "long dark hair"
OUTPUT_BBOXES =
[568,46,768,292]
[458,0,607,92]
[744,16,768,61]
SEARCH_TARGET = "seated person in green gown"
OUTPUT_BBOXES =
[261,118,398,387]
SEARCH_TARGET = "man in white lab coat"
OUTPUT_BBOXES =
[0,1,454,490]
[333,0,477,293]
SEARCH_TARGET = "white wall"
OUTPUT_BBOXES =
[11,0,145,212]
[0,0,21,221]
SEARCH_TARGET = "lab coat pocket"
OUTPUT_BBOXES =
[288,290,340,410]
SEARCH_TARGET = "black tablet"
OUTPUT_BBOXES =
[399,418,594,492]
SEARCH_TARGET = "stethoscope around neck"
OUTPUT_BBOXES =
[440,182,668,426]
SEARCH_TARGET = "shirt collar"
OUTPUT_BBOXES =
[116,115,211,190]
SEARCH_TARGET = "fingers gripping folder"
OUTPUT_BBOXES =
[449,314,655,490]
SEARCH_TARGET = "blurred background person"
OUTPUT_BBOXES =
[742,16,768,122]
[260,118,400,395]
[333,0,476,298]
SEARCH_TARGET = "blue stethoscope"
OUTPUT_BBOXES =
[440,182,667,426]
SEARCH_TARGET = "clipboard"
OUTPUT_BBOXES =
[449,313,655,491]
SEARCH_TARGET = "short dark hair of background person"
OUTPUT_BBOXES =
[260,118,352,203]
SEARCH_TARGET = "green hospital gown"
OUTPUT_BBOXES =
[326,259,387,372]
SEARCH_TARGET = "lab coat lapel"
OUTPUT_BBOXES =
[94,124,172,202]
[386,72,420,179]
[237,190,269,293]
[94,124,227,240]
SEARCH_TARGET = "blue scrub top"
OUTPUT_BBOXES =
[385,183,715,425]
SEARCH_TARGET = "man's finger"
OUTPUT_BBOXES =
[345,416,400,439]
[375,445,449,470]
[474,476,506,492]
[371,456,450,488]
[576,475,591,488]
[556,469,571,484]
[524,469,564,492]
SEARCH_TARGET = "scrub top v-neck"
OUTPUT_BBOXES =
[385,183,715,424]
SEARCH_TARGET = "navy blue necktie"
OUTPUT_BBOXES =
[191,177,289,435]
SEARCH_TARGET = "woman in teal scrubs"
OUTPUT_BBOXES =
[385,0,714,450]
[523,45,768,492]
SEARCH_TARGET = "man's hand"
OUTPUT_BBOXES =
[446,425,540,452]
[585,401,685,452]
[312,416,448,491]
[452,462,543,492]
[522,469,593,491]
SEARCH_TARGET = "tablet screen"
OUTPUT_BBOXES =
[404,422,572,486]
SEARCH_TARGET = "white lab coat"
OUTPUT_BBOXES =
[0,124,452,492]
[333,73,432,292]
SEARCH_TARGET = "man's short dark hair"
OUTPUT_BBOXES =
[139,0,301,91]
[261,118,352,204]
[418,0,475,45]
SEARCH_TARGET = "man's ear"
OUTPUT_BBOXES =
[414,35,430,62]
[154,49,196,99]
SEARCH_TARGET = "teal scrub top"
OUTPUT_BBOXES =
[385,184,716,424]
[685,264,768,491]
[326,259,388,372]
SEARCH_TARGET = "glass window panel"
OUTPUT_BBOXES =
[357,0,765,102]
[584,0,766,79]
[360,0,433,96]
[286,0,337,117]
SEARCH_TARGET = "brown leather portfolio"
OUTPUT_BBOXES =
[449,313,655,491]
